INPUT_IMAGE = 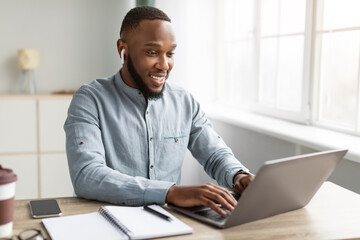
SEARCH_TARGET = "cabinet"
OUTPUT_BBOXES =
[0,154,38,199]
[0,99,37,153]
[0,95,73,199]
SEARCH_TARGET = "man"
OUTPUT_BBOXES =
[64,6,254,216]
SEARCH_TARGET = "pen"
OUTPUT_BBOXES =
[144,205,172,222]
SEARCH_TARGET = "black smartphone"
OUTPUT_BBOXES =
[29,199,62,218]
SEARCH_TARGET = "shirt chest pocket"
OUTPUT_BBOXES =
[162,135,189,144]
[156,133,189,162]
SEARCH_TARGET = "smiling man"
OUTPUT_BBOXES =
[118,14,175,100]
[64,6,254,216]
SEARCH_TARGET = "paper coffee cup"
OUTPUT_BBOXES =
[0,165,17,238]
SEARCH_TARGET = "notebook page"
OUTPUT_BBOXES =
[104,205,193,239]
[42,212,127,240]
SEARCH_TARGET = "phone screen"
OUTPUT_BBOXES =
[29,199,62,218]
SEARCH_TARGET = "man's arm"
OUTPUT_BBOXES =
[188,98,251,189]
[165,96,253,215]
[64,88,174,205]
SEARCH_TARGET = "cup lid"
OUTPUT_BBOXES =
[0,165,17,184]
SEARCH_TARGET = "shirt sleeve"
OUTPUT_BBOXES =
[64,87,174,206]
[187,97,249,188]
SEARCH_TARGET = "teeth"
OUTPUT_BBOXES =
[150,75,165,81]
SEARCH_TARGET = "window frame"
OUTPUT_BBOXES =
[251,0,314,124]
[311,0,360,136]
[214,0,360,136]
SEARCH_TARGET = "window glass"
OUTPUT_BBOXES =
[258,0,306,114]
[322,0,360,30]
[223,41,256,106]
[279,0,306,35]
[277,35,304,111]
[259,38,278,106]
[318,31,359,128]
[218,0,256,107]
[223,0,254,41]
[183,0,217,103]
[260,0,279,36]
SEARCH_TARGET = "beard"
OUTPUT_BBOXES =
[127,55,165,100]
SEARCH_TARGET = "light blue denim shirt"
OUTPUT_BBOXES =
[64,70,249,205]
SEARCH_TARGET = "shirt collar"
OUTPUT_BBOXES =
[115,69,144,99]
[114,69,168,104]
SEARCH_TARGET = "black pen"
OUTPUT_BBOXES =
[144,205,172,222]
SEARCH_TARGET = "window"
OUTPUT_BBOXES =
[217,0,360,136]
[216,0,256,108]
[313,0,360,134]
[256,0,309,123]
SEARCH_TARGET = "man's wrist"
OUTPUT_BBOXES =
[165,184,176,204]
[232,170,250,185]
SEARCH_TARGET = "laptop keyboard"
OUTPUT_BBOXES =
[194,207,230,221]
[193,191,240,222]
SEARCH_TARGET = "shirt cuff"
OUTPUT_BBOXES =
[144,180,175,205]
[226,167,250,188]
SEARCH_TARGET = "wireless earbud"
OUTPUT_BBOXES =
[120,49,125,65]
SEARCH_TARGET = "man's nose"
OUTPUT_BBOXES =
[156,55,170,71]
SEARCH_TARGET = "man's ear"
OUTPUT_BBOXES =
[117,39,127,56]
[117,39,128,65]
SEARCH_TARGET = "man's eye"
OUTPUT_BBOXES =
[167,52,175,57]
[146,51,158,56]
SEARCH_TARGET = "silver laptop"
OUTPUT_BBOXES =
[168,149,347,228]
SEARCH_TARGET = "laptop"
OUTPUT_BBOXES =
[168,149,348,228]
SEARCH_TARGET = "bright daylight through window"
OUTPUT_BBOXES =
[217,0,360,136]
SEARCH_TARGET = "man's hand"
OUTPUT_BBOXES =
[233,173,255,194]
[165,183,237,216]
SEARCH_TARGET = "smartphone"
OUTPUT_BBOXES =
[29,199,62,218]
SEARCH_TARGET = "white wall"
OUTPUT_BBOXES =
[0,0,135,94]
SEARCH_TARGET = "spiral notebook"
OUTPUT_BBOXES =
[42,205,193,240]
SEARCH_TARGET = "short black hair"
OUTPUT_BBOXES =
[120,6,171,41]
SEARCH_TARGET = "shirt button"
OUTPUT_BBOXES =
[150,165,154,169]
[175,138,179,143]
[138,92,142,95]
[146,111,149,115]
[150,137,153,141]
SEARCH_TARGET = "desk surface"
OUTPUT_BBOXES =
[13,182,360,240]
